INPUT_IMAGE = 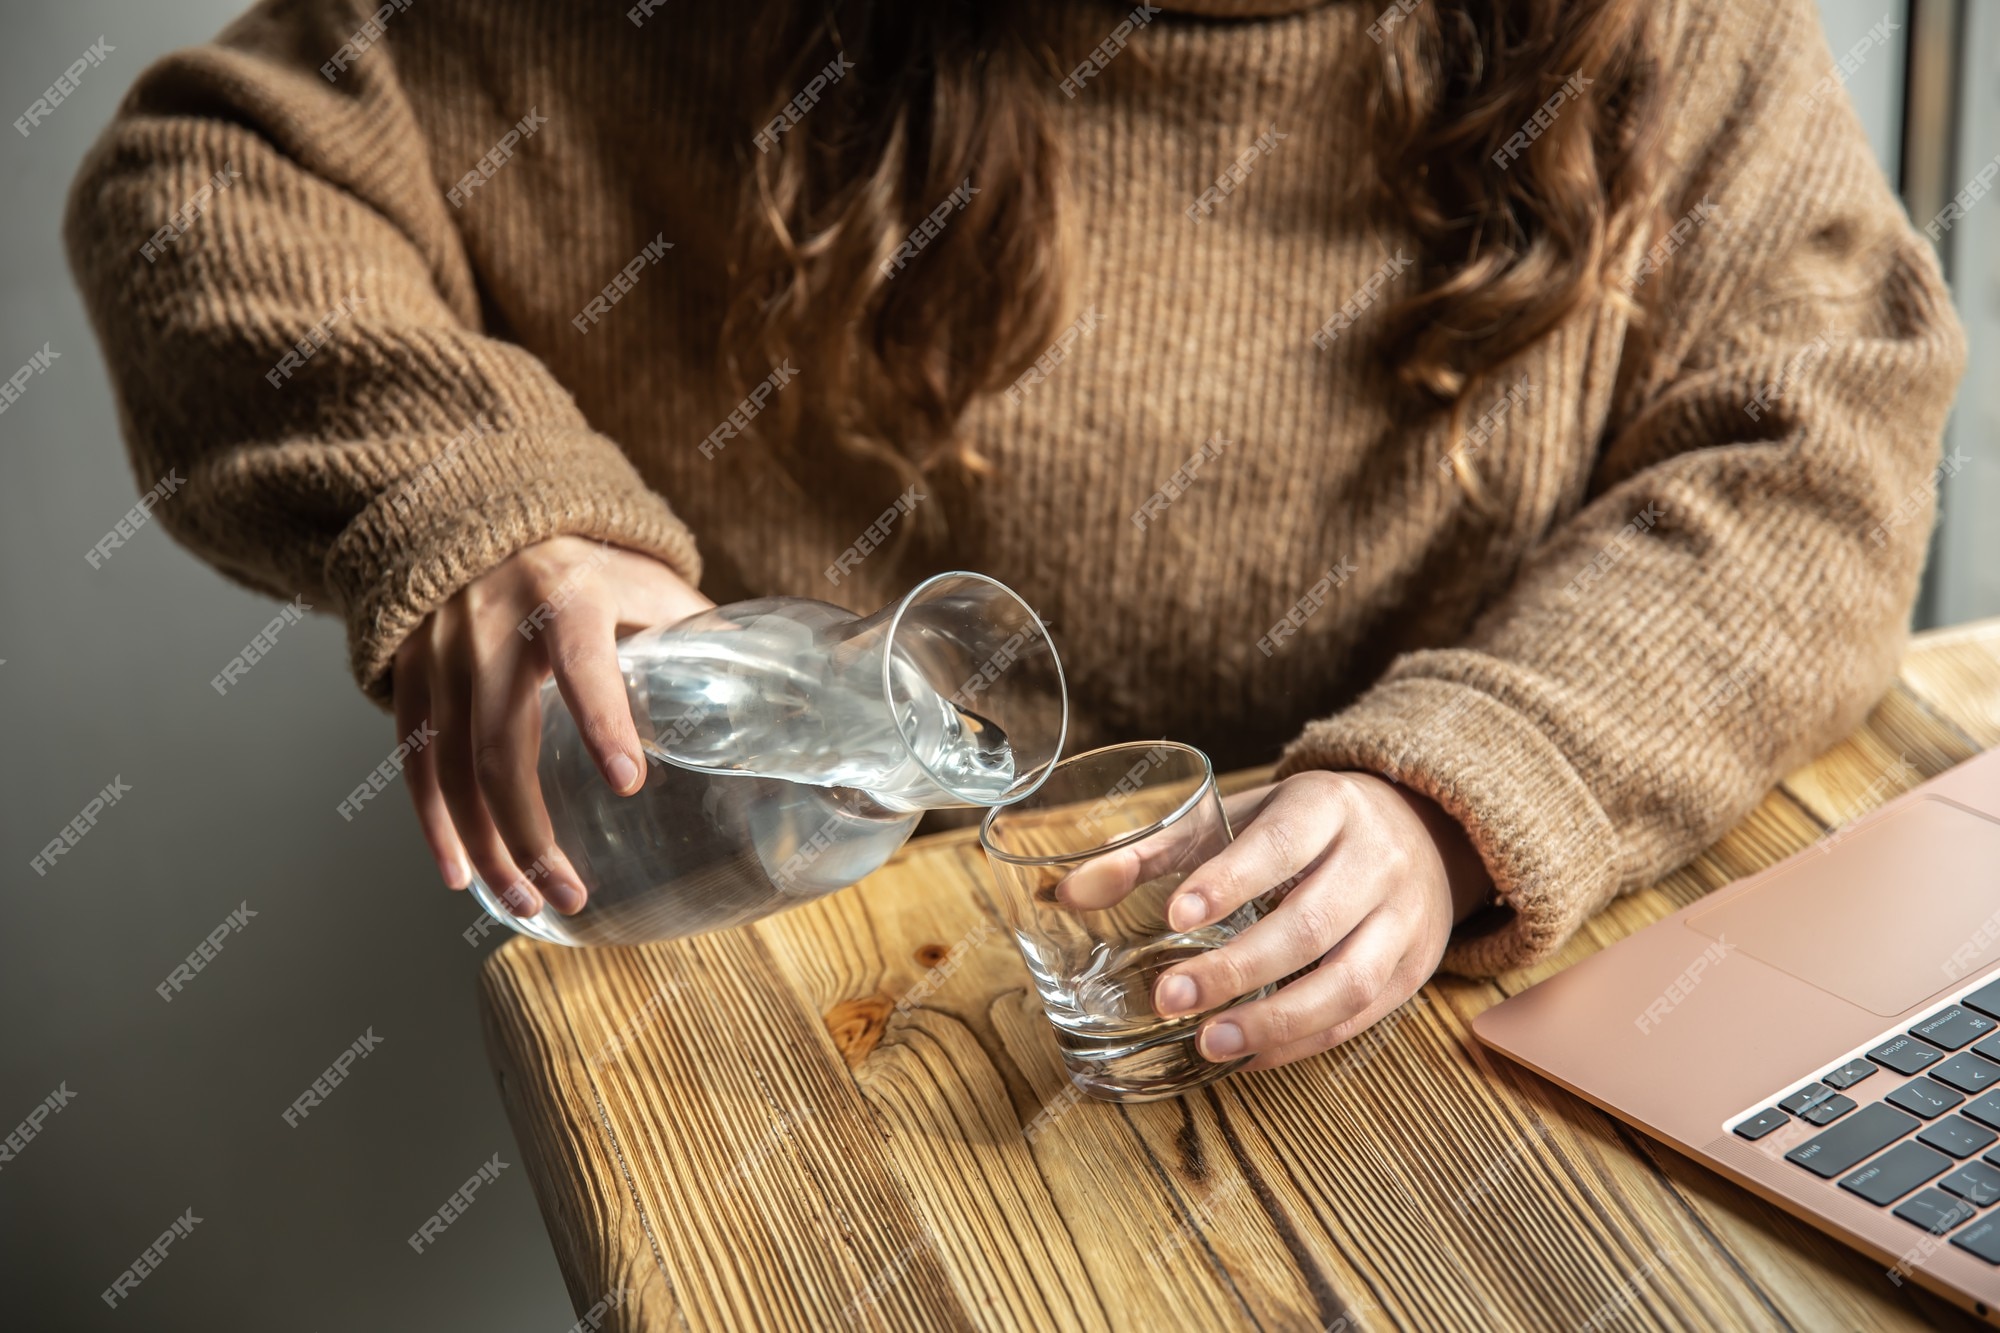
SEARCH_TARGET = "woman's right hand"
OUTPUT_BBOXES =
[391,536,713,917]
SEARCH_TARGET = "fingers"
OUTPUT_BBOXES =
[1152,862,1376,1018]
[1199,909,1408,1070]
[1056,815,1219,912]
[394,634,469,889]
[468,626,589,914]
[543,600,645,796]
[431,606,543,918]
[1166,775,1347,932]
[611,550,715,633]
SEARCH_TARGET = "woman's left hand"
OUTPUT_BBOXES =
[1149,770,1493,1072]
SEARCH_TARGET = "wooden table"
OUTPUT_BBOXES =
[481,618,2000,1332]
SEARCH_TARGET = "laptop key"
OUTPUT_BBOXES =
[1821,1058,1877,1091]
[1962,978,2000,1022]
[1953,1217,2000,1265]
[1896,1188,1978,1234]
[1779,1082,1835,1115]
[1913,1006,1997,1051]
[1887,1077,1966,1120]
[1801,1094,1856,1126]
[1841,1141,1952,1205]
[1974,1032,2000,1065]
[1966,1090,2000,1130]
[1931,1052,2000,1096]
[1942,1161,2000,1206]
[1786,1102,1919,1178]
[1918,1115,1999,1159]
[1732,1107,1789,1141]
[1870,1034,1945,1075]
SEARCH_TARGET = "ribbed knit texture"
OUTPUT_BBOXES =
[64,0,1964,975]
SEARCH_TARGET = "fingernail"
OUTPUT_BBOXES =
[1201,1021,1245,1061]
[1168,893,1205,932]
[605,753,641,794]
[442,858,470,891]
[499,881,543,918]
[542,876,586,915]
[1156,974,1198,1015]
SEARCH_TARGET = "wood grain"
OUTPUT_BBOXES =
[481,618,2000,1332]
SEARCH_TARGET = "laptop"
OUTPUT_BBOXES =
[1474,744,2000,1323]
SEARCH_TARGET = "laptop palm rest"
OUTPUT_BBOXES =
[1685,797,2000,1017]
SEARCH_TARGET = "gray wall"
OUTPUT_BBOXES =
[0,3,573,1329]
[0,3,1984,1332]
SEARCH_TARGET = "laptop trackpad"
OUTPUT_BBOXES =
[1686,797,2000,1017]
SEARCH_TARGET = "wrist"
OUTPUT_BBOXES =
[1383,780,1493,924]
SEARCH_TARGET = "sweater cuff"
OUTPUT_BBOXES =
[1273,676,1622,977]
[323,427,702,705]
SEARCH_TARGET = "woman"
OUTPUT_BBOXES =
[66,0,1962,1074]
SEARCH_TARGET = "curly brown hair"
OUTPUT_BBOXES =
[723,0,1665,518]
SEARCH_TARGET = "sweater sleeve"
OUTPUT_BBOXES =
[62,7,700,705]
[1274,0,1966,977]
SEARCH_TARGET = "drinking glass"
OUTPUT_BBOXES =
[979,742,1273,1102]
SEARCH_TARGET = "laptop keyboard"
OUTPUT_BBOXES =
[1730,976,2000,1264]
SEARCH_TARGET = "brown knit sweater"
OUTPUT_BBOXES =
[64,0,1964,975]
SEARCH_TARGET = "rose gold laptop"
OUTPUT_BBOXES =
[1475,745,2000,1322]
